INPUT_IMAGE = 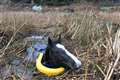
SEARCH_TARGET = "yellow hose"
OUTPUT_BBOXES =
[36,53,65,77]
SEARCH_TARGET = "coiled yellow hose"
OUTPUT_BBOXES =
[36,53,65,77]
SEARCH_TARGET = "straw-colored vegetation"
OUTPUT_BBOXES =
[0,5,119,80]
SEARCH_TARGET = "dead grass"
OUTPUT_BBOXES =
[0,7,119,80]
[96,11,120,25]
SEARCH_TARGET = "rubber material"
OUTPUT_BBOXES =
[36,53,65,77]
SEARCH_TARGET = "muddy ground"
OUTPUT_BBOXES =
[0,3,120,80]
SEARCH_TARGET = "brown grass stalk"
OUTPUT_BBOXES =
[105,28,120,80]
[0,22,25,58]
